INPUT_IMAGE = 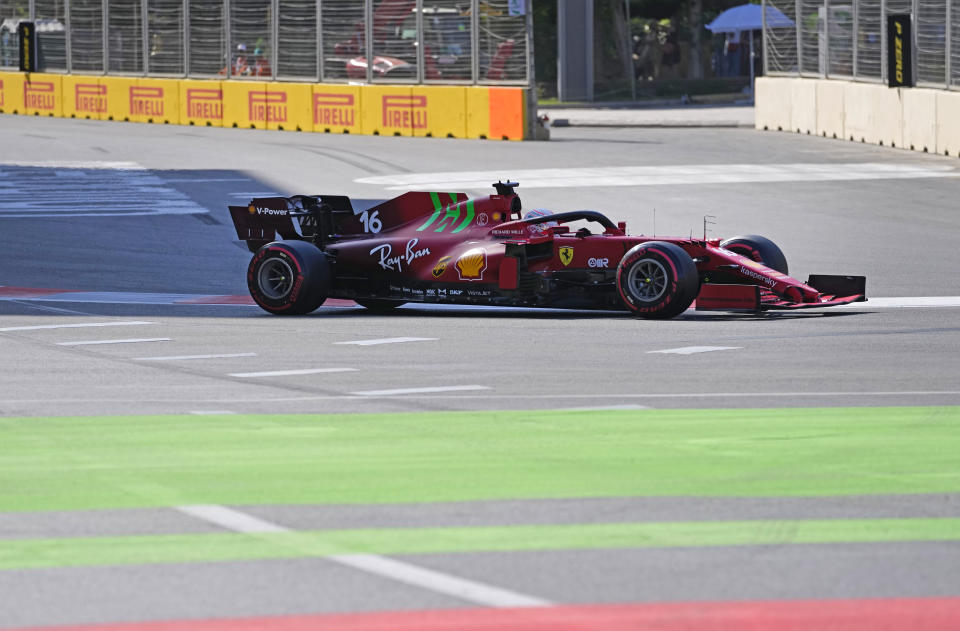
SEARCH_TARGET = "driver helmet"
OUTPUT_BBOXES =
[524,208,558,233]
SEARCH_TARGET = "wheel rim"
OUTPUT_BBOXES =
[625,257,668,302]
[258,257,295,300]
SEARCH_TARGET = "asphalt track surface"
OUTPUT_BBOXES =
[1,115,960,629]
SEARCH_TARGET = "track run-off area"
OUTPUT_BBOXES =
[1,114,959,630]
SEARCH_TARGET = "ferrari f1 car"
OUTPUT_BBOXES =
[229,182,865,318]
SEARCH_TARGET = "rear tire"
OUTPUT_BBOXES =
[720,235,788,275]
[248,241,330,315]
[616,242,699,319]
[355,299,406,313]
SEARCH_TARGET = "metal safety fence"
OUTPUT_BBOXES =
[0,0,531,84]
[762,0,959,89]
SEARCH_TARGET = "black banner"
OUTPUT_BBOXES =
[18,21,38,72]
[887,14,913,88]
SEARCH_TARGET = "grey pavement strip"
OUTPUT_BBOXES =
[2,543,959,628]
[4,495,960,540]
[174,505,550,608]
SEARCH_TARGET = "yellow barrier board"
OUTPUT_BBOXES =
[2,72,528,141]
[311,84,362,134]
[223,81,267,129]
[101,76,139,121]
[0,71,25,114]
[260,82,312,132]
[130,78,179,124]
[362,85,416,137]
[411,86,467,138]
[180,80,224,127]
[466,87,491,139]
[23,73,62,117]
[62,75,100,119]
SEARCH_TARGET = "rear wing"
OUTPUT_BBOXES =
[229,194,354,251]
[229,191,468,251]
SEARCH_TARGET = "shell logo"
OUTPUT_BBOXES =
[456,247,487,281]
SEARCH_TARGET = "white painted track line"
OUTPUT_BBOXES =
[356,163,959,190]
[0,320,152,332]
[336,337,438,346]
[648,346,743,355]
[838,296,960,308]
[351,385,491,396]
[230,368,359,378]
[136,353,257,361]
[175,505,288,533]
[175,504,551,608]
[330,554,551,608]
[57,338,171,346]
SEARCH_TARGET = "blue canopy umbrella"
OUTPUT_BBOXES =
[706,4,794,32]
[705,4,794,93]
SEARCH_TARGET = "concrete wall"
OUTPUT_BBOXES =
[756,76,960,157]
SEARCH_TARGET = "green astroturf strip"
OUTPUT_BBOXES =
[0,407,958,511]
[2,518,960,570]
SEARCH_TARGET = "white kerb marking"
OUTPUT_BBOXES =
[648,346,743,355]
[336,337,438,346]
[136,353,257,361]
[58,338,171,346]
[189,411,237,416]
[175,505,551,608]
[230,368,359,378]
[351,385,491,396]
[0,320,153,332]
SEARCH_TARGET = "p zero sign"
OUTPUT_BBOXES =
[18,22,37,72]
[887,14,913,88]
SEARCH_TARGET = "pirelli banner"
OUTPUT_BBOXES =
[0,73,528,141]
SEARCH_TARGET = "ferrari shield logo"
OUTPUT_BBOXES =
[558,246,574,266]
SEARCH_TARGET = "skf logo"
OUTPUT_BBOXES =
[129,86,164,117]
[588,257,609,268]
[558,247,574,266]
[456,248,487,281]
[24,81,56,110]
[186,89,222,120]
[75,84,107,114]
[249,91,287,123]
[314,93,355,127]
[432,256,452,279]
[382,95,427,129]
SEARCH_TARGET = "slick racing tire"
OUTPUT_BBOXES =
[355,299,406,313]
[248,241,330,315]
[720,235,789,275]
[616,242,699,319]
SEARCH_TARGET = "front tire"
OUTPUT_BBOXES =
[616,242,699,319]
[248,241,330,315]
[720,235,788,274]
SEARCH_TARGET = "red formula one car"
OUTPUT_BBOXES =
[229,182,865,318]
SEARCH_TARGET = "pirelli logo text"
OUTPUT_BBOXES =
[249,91,287,123]
[382,95,427,129]
[186,88,223,120]
[24,81,56,111]
[130,86,164,117]
[313,93,355,127]
[0,79,4,107]
[73,84,107,114]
